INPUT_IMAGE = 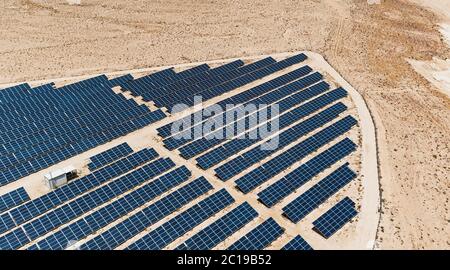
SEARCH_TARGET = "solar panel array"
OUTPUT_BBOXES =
[312,197,357,238]
[88,143,134,171]
[0,54,363,250]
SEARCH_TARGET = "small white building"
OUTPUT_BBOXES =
[44,166,77,190]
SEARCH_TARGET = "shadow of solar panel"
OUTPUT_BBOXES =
[258,139,357,208]
[79,175,213,250]
[281,163,356,223]
[227,218,284,250]
[126,189,235,250]
[88,143,133,171]
[175,202,258,250]
[157,65,314,138]
[281,235,313,250]
[312,197,357,238]
[0,187,30,214]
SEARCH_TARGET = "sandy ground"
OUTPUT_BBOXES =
[0,0,449,249]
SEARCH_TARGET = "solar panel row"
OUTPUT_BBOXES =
[0,148,158,234]
[216,103,350,183]
[122,68,176,96]
[0,83,32,102]
[312,197,357,238]
[157,65,314,138]
[80,175,212,250]
[281,235,313,250]
[258,138,357,207]
[227,218,284,250]
[88,143,134,171]
[29,166,197,250]
[162,71,323,151]
[126,189,235,250]
[0,187,30,214]
[282,163,356,223]
[196,88,347,169]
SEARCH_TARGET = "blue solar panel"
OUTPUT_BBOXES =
[30,166,197,250]
[109,74,134,88]
[175,202,258,250]
[227,218,284,250]
[79,175,212,250]
[281,235,313,250]
[258,139,357,207]
[126,189,235,250]
[312,197,357,238]
[0,187,30,214]
[88,143,133,171]
[281,163,356,222]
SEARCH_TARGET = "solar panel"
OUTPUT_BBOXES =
[126,189,235,250]
[0,187,30,214]
[175,202,258,250]
[227,218,284,250]
[157,65,314,138]
[88,143,133,171]
[281,163,356,223]
[79,175,212,250]
[281,235,313,250]
[258,138,357,207]
[312,197,357,238]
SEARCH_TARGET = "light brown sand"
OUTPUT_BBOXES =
[0,0,449,249]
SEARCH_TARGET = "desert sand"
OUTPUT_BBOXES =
[0,0,449,249]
